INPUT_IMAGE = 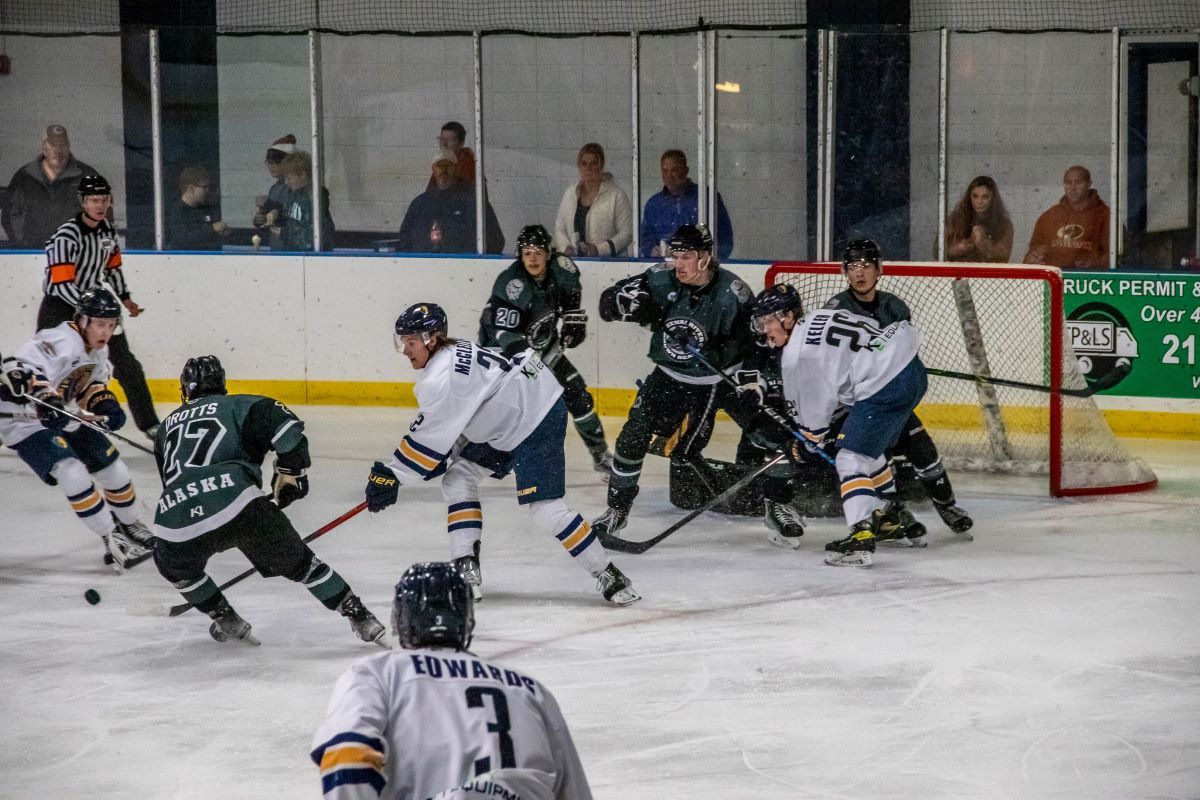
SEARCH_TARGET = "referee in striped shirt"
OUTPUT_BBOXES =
[38,174,160,438]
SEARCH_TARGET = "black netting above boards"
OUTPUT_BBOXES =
[2,0,1197,35]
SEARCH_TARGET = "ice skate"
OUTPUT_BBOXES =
[591,506,628,539]
[338,593,387,646]
[763,499,804,549]
[874,502,927,548]
[934,500,974,540]
[208,600,260,645]
[115,519,157,565]
[453,541,483,603]
[594,562,641,606]
[824,518,876,567]
[588,445,614,481]
[103,525,152,573]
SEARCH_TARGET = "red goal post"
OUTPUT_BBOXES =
[765,261,1157,497]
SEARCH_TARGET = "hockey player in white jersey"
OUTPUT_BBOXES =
[0,288,154,570]
[363,302,640,606]
[312,561,594,800]
[750,284,928,566]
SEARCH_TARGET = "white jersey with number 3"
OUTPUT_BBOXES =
[779,308,922,436]
[385,341,562,483]
[312,647,593,800]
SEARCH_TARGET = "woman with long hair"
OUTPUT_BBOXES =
[944,175,1013,262]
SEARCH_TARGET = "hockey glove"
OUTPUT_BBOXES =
[559,309,588,348]
[83,387,127,431]
[734,369,765,416]
[0,360,33,403]
[786,428,831,466]
[614,279,650,320]
[33,388,70,431]
[271,463,309,509]
[364,461,400,512]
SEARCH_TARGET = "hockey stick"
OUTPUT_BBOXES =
[24,393,156,456]
[167,501,369,617]
[925,361,1130,398]
[597,452,790,555]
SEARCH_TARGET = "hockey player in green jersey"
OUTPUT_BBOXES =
[478,224,612,475]
[152,355,385,646]
[592,222,758,541]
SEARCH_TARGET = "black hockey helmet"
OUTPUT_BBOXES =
[75,288,122,321]
[394,302,448,348]
[180,355,227,402]
[842,238,882,273]
[750,284,803,333]
[78,174,112,199]
[515,224,552,253]
[668,223,714,253]
[393,561,475,650]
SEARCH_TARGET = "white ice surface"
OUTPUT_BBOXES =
[1,407,1198,800]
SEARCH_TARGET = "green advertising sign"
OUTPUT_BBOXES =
[1063,273,1200,399]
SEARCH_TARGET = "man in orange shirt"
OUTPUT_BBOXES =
[1023,165,1110,269]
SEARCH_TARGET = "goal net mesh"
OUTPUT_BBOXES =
[767,262,1157,496]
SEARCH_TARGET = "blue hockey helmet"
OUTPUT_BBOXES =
[394,302,448,348]
[751,283,803,334]
[75,287,122,321]
[393,561,475,651]
[180,355,227,402]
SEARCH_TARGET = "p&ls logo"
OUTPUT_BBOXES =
[1065,302,1138,388]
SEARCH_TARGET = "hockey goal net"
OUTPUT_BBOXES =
[766,261,1157,497]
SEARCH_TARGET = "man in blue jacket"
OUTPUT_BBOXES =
[639,149,733,260]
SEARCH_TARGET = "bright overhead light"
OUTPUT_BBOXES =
[714,81,741,93]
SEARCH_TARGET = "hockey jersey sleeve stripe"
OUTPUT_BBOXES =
[48,263,77,284]
[395,436,445,476]
[271,418,300,444]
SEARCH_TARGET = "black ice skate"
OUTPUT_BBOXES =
[874,501,927,548]
[824,517,877,567]
[338,593,386,646]
[208,599,260,645]
[116,520,157,566]
[594,562,641,606]
[453,541,483,603]
[103,525,153,573]
[764,499,804,549]
[588,444,614,481]
[592,506,629,542]
[934,500,974,540]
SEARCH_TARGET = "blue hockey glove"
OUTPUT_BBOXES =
[365,461,400,512]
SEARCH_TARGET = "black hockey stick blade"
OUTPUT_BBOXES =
[596,453,789,555]
[926,361,1130,398]
[167,501,368,616]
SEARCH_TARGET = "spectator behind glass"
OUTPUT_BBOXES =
[1024,165,1110,269]
[639,149,733,260]
[165,166,229,251]
[425,121,477,191]
[278,151,335,252]
[397,150,504,254]
[944,175,1013,262]
[253,134,296,250]
[3,125,101,248]
[553,142,633,257]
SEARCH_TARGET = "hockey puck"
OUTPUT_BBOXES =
[84,589,101,605]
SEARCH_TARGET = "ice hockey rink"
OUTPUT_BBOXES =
[1,406,1197,800]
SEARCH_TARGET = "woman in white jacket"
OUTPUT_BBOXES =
[553,143,633,257]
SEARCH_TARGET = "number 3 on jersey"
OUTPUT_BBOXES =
[465,686,516,775]
[161,418,228,484]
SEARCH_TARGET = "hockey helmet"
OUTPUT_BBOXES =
[75,288,122,321]
[78,174,113,199]
[180,355,227,402]
[515,224,552,254]
[393,561,475,650]
[394,302,448,349]
[668,223,714,253]
[842,238,882,274]
[750,283,803,333]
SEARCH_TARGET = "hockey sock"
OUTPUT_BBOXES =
[91,460,139,524]
[530,498,608,575]
[296,555,351,609]
[442,458,487,559]
[572,409,608,451]
[914,458,956,506]
[51,458,114,537]
[836,449,888,525]
[172,575,223,614]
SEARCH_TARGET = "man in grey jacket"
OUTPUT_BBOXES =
[3,125,101,248]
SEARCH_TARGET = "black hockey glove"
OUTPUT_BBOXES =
[33,388,70,430]
[786,428,833,466]
[272,463,309,509]
[84,387,126,431]
[734,369,765,416]
[743,409,792,452]
[0,360,33,404]
[559,309,587,348]
[611,277,651,321]
[364,461,400,512]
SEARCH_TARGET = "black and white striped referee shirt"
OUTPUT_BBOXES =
[43,213,128,306]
